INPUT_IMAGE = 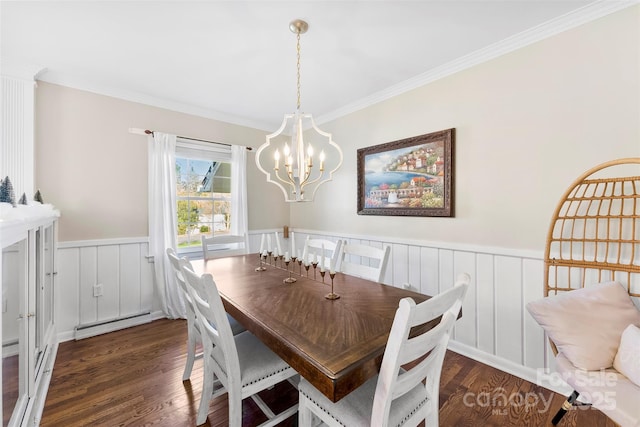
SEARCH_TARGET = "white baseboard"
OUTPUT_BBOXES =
[448,340,573,397]
[70,310,166,341]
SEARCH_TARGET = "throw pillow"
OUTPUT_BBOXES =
[526,281,640,370]
[613,324,640,386]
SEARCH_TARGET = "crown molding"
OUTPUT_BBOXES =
[315,0,639,126]
[0,59,46,82]
[36,74,275,132]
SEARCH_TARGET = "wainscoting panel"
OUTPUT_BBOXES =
[420,247,440,297]
[78,246,98,326]
[476,253,496,355]
[391,243,409,287]
[495,255,523,365]
[56,247,79,338]
[453,250,477,347]
[57,238,157,341]
[97,245,120,321]
[523,258,546,370]
[407,245,421,292]
[119,244,142,317]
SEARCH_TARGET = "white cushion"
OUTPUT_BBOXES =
[299,375,427,427]
[614,324,640,387]
[556,352,640,427]
[527,281,640,370]
[211,331,293,387]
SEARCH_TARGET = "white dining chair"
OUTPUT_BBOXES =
[336,242,390,283]
[166,248,203,381]
[302,237,342,271]
[181,263,299,426]
[166,248,245,381]
[298,273,470,427]
[201,233,247,260]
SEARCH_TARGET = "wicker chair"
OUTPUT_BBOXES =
[538,158,640,426]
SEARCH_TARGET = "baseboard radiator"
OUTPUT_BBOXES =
[74,311,152,340]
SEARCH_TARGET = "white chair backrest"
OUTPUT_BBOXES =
[166,248,196,315]
[372,273,470,425]
[181,264,240,385]
[201,233,247,260]
[337,242,390,282]
[166,248,189,295]
[302,237,342,271]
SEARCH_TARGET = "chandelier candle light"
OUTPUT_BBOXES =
[255,19,343,202]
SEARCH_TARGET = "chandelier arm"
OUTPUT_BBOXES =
[285,170,298,187]
[300,168,326,188]
[272,168,296,189]
[297,163,314,187]
[297,164,311,187]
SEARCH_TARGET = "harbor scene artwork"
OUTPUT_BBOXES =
[357,129,454,217]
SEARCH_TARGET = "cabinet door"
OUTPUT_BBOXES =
[43,225,54,345]
[35,224,54,376]
[34,228,43,380]
[2,241,28,427]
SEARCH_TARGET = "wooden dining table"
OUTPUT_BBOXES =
[191,253,433,402]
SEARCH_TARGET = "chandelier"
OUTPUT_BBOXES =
[255,19,343,202]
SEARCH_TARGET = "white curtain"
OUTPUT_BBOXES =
[231,145,249,249]
[148,132,186,319]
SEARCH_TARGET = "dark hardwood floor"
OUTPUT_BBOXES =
[40,319,615,426]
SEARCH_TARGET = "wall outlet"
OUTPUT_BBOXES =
[93,283,103,297]
[2,298,6,313]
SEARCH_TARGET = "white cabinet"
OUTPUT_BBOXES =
[1,211,59,427]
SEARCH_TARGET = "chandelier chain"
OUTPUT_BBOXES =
[296,31,301,111]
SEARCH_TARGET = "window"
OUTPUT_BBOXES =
[175,138,232,253]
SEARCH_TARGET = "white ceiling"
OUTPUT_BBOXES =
[1,1,628,131]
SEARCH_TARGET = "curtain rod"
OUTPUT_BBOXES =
[128,128,252,150]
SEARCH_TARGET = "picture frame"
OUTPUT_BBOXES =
[357,128,454,217]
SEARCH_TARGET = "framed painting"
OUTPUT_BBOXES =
[357,128,454,217]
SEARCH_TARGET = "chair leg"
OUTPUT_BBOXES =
[228,389,242,427]
[196,363,214,426]
[183,327,197,380]
[298,396,313,427]
[552,390,579,425]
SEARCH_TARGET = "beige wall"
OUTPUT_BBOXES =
[290,6,640,251]
[35,6,639,248]
[35,83,289,241]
